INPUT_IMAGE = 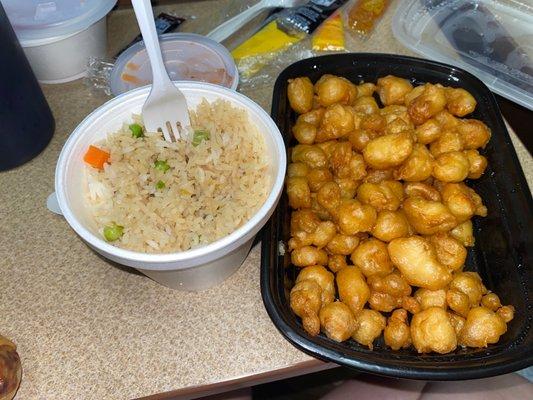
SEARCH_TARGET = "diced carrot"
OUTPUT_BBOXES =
[121,73,145,85]
[84,145,110,170]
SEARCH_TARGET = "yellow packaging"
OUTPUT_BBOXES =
[231,21,302,77]
[312,11,345,51]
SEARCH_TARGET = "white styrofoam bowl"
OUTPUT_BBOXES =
[21,18,107,84]
[55,81,286,291]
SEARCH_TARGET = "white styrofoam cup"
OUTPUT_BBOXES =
[55,81,286,291]
[21,18,107,84]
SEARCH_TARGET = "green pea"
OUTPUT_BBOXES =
[154,160,170,172]
[103,223,124,242]
[192,129,210,146]
[156,180,166,190]
[129,123,144,138]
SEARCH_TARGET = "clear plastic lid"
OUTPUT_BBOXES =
[392,0,533,110]
[109,33,239,96]
[2,0,117,42]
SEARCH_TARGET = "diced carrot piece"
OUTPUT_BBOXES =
[84,145,110,170]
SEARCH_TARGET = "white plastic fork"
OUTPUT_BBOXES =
[206,0,306,43]
[131,0,190,142]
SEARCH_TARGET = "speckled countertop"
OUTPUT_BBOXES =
[1,1,531,399]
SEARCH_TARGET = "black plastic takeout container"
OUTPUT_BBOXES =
[260,54,533,380]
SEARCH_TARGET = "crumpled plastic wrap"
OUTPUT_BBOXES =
[84,57,115,96]
[238,41,316,92]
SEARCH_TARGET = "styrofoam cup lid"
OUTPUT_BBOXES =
[109,33,239,96]
[2,0,116,41]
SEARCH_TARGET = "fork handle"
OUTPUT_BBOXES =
[131,0,172,90]
[207,0,270,43]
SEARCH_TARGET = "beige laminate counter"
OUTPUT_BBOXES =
[1,1,531,399]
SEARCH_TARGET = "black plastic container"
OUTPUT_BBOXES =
[0,3,54,171]
[261,54,533,380]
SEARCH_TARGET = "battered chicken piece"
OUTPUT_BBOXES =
[310,194,334,221]
[415,288,447,310]
[290,279,322,336]
[395,143,434,182]
[330,143,366,180]
[351,238,394,277]
[377,75,413,105]
[368,290,401,312]
[307,167,333,192]
[434,110,461,130]
[286,176,311,209]
[402,197,457,235]
[363,131,414,169]
[363,168,395,183]
[372,210,411,242]
[380,104,411,126]
[388,236,452,290]
[384,309,412,350]
[352,309,386,349]
[337,266,371,314]
[287,162,310,178]
[448,312,466,336]
[464,149,488,179]
[447,289,471,317]
[411,307,457,353]
[401,296,422,315]
[288,77,314,114]
[415,119,442,144]
[317,181,342,212]
[481,293,502,311]
[432,151,470,183]
[336,200,377,235]
[356,181,403,212]
[406,83,447,125]
[357,82,376,97]
[403,182,441,201]
[430,129,464,157]
[312,221,337,248]
[459,306,507,348]
[450,220,475,247]
[315,75,357,107]
[361,113,386,132]
[440,182,487,223]
[348,153,368,181]
[347,129,379,152]
[334,177,360,199]
[428,232,467,271]
[328,254,348,273]
[449,271,487,307]
[292,144,328,168]
[319,301,356,342]
[383,117,413,136]
[289,221,337,250]
[297,108,326,126]
[353,96,380,115]
[326,234,360,255]
[316,140,338,158]
[367,271,412,298]
[445,87,477,117]
[456,119,491,149]
[291,245,329,267]
[296,265,336,306]
[316,104,355,142]
[290,209,320,236]
[496,305,515,323]
[292,120,317,144]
